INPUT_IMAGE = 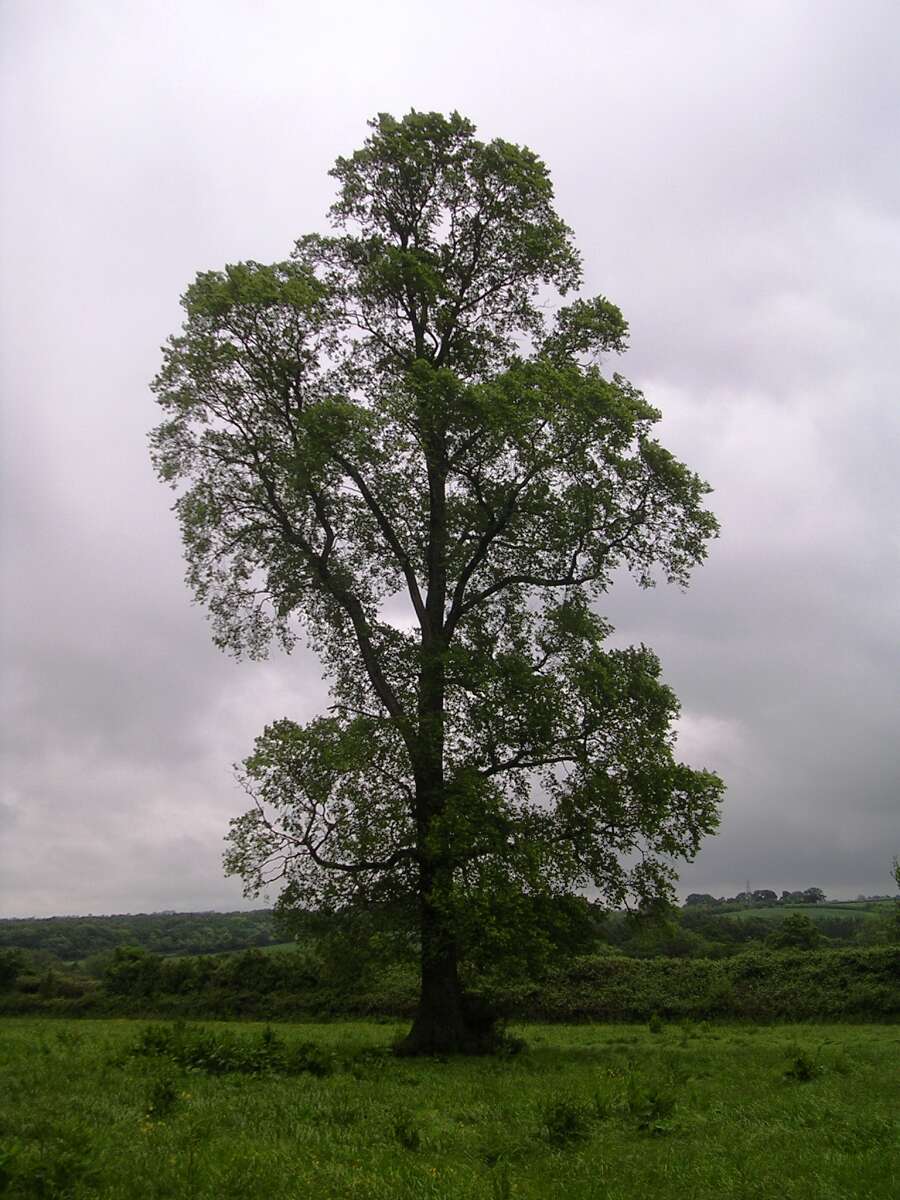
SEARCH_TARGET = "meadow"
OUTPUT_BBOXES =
[723,903,888,923]
[1,1017,897,1199]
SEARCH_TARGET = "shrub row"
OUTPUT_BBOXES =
[1,945,895,1022]
[501,945,899,1021]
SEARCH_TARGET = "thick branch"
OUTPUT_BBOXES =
[451,564,604,628]
[479,752,576,779]
[443,467,542,635]
[250,797,418,875]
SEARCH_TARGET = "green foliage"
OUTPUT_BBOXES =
[150,110,723,1030]
[856,862,900,946]
[104,945,164,995]
[291,905,416,993]
[0,909,277,960]
[610,901,885,959]
[128,1022,335,1077]
[2,944,897,1023]
[766,914,821,950]
[0,950,23,991]
[515,946,899,1022]
[0,1130,101,1199]
[145,1072,181,1120]
[457,892,598,985]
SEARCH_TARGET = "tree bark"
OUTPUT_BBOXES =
[397,389,495,1054]
[397,873,469,1054]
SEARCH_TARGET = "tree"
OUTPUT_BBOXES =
[752,889,777,904]
[766,913,821,950]
[801,887,826,904]
[151,111,724,1054]
[102,946,162,997]
[0,949,23,991]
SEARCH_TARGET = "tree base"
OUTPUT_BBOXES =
[394,991,511,1057]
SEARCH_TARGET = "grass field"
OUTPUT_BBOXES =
[1,1018,898,1198]
[722,904,886,922]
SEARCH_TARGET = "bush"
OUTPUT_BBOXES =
[128,1023,335,1077]
[541,1096,594,1147]
[508,946,898,1022]
[783,1049,821,1082]
[766,914,821,950]
[145,1073,181,1119]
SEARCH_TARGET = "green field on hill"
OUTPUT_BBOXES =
[723,903,887,923]
[1,1017,897,1199]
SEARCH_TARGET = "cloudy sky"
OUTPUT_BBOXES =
[1,0,898,917]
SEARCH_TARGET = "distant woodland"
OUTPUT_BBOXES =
[0,896,895,964]
[0,910,278,961]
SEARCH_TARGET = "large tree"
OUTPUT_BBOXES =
[151,111,724,1053]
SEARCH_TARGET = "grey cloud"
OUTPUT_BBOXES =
[1,0,897,915]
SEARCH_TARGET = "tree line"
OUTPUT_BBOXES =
[684,888,827,907]
[0,910,277,961]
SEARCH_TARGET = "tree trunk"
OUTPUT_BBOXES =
[398,410,495,1054]
[397,885,469,1054]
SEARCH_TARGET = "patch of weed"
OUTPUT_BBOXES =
[145,1073,181,1120]
[0,1132,101,1199]
[627,1080,677,1135]
[541,1095,594,1147]
[489,1161,512,1200]
[128,1022,334,1077]
[783,1049,820,1082]
[392,1111,422,1151]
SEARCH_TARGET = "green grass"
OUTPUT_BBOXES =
[724,904,884,922]
[1,1019,898,1198]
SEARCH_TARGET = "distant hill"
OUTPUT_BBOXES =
[2,898,894,964]
[0,910,278,961]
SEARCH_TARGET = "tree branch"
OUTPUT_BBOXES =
[329,450,428,629]
[244,446,414,741]
[249,793,418,876]
[444,466,544,635]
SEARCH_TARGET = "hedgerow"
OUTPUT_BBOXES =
[1,945,895,1022]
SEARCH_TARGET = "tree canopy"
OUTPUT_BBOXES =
[151,111,724,1052]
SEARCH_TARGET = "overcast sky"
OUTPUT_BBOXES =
[1,0,898,918]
